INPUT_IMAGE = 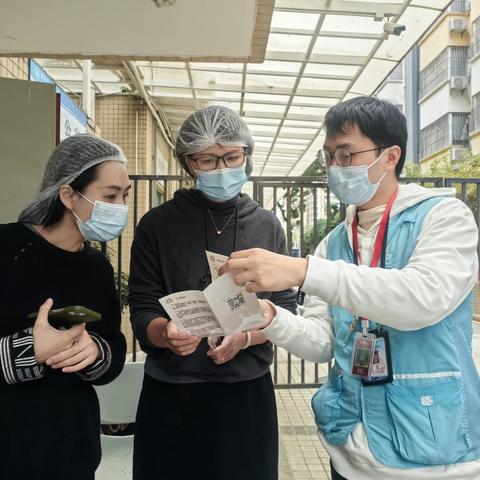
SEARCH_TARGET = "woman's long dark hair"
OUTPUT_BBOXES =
[41,164,100,227]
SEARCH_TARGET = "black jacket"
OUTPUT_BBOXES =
[0,222,126,478]
[129,188,297,383]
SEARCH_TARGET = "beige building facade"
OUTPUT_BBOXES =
[418,0,478,171]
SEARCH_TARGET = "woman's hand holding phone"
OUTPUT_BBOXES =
[33,298,86,364]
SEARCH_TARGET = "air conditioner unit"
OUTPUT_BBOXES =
[450,76,468,91]
[449,18,468,33]
[451,148,465,161]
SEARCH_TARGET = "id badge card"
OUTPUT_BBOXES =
[351,333,375,378]
[362,330,393,386]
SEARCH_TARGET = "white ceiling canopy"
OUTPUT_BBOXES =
[28,0,451,177]
[0,0,271,62]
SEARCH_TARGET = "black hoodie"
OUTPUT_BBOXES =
[129,188,297,383]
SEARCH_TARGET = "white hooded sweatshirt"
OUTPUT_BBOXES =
[263,183,480,479]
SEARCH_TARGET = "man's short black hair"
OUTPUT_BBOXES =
[324,96,408,178]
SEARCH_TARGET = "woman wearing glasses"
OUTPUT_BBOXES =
[129,105,296,480]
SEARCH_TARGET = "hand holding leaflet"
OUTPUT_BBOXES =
[206,250,229,281]
[159,271,264,337]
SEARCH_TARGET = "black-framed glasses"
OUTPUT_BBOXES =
[319,146,389,168]
[189,149,246,171]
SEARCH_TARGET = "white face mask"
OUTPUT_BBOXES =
[72,193,129,242]
[195,164,248,202]
[327,148,390,206]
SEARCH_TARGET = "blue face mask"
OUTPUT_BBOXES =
[73,193,129,242]
[327,149,389,206]
[195,165,248,202]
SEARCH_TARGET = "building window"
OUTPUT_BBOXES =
[451,113,470,146]
[420,47,469,98]
[450,46,469,77]
[420,50,448,98]
[449,0,470,12]
[471,93,480,133]
[420,113,469,158]
[420,115,449,159]
[473,16,480,58]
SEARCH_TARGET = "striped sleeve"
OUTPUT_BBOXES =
[76,332,112,382]
[0,327,46,384]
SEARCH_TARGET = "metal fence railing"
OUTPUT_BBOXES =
[110,175,480,388]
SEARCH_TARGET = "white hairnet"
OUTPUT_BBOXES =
[18,134,127,224]
[175,105,254,177]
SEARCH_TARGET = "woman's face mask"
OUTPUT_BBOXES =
[72,192,128,242]
[195,164,248,202]
[326,148,390,206]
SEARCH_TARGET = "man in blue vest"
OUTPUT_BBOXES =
[223,96,480,479]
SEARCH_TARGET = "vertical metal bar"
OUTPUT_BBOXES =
[340,203,346,222]
[163,180,167,203]
[286,186,293,384]
[133,179,139,229]
[117,233,124,360]
[132,179,139,360]
[299,187,305,257]
[274,344,278,385]
[286,187,292,255]
[326,188,332,230]
[461,181,467,204]
[272,180,279,400]
[273,186,277,216]
[252,179,258,203]
[405,46,420,164]
[148,179,153,210]
[259,185,264,208]
[287,352,292,384]
[117,236,122,302]
[299,187,305,384]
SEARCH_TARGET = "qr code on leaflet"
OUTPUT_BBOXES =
[227,293,246,311]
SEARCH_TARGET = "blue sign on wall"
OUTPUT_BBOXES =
[29,60,87,140]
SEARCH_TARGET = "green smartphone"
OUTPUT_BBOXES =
[28,305,102,329]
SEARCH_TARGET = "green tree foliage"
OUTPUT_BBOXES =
[275,157,325,231]
[403,151,480,219]
[302,203,342,256]
[275,157,343,254]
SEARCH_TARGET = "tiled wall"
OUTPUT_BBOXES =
[0,57,29,80]
[95,95,180,353]
[95,95,149,352]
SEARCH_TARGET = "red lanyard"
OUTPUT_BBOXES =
[352,189,398,268]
